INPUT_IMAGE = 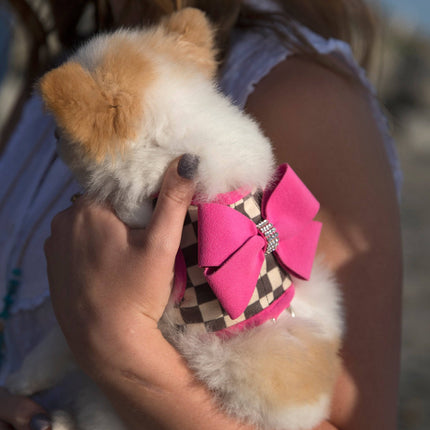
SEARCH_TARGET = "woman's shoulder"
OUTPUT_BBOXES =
[245,55,383,153]
[222,21,402,198]
[246,55,398,202]
[246,54,372,129]
[246,55,401,264]
[246,56,402,429]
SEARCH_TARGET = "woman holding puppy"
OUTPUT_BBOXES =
[0,1,401,429]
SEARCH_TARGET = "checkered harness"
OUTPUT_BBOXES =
[171,190,293,333]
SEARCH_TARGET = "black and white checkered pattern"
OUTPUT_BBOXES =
[171,190,292,333]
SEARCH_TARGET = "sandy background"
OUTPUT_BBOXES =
[0,2,429,429]
[378,23,430,429]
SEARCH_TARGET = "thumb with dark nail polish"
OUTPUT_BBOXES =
[177,154,199,180]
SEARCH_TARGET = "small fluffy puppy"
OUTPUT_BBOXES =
[7,8,343,430]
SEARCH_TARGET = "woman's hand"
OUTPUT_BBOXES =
[44,154,198,376]
[44,155,253,430]
[0,387,51,430]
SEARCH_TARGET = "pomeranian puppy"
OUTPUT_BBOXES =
[7,8,343,430]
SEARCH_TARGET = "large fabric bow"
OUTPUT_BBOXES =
[198,164,321,320]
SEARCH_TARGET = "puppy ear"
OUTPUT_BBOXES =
[39,62,128,161]
[39,41,152,162]
[162,7,217,78]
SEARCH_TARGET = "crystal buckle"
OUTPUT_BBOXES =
[256,219,279,254]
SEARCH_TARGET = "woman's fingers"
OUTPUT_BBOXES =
[0,388,51,430]
[145,154,198,257]
[123,154,198,322]
[45,154,199,377]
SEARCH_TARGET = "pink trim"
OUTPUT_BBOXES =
[191,187,251,206]
[216,284,295,337]
[155,188,250,207]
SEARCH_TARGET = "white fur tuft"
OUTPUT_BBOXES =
[271,394,332,430]
[292,258,344,340]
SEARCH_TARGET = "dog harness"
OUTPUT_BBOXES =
[171,164,322,334]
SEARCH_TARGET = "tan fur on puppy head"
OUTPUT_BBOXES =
[161,8,218,79]
[39,39,154,162]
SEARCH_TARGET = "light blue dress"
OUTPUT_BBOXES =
[0,10,401,406]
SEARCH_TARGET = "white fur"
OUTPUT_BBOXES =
[8,16,343,430]
[272,394,332,430]
[59,28,275,228]
[50,411,77,430]
[73,376,128,430]
[292,258,344,340]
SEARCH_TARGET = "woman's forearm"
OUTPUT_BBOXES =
[45,158,254,429]
[91,326,253,430]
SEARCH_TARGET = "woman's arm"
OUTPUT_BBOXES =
[246,56,402,430]
[45,156,254,430]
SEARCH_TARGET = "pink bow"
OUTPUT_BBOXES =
[198,164,321,320]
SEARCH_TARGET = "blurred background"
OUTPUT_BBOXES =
[372,2,430,429]
[0,1,429,428]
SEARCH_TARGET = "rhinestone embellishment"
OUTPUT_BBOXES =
[256,219,279,254]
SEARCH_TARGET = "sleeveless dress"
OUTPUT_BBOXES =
[0,11,402,403]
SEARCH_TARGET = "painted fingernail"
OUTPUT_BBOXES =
[29,413,52,430]
[177,154,199,179]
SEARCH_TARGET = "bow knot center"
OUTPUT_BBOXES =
[256,219,279,254]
